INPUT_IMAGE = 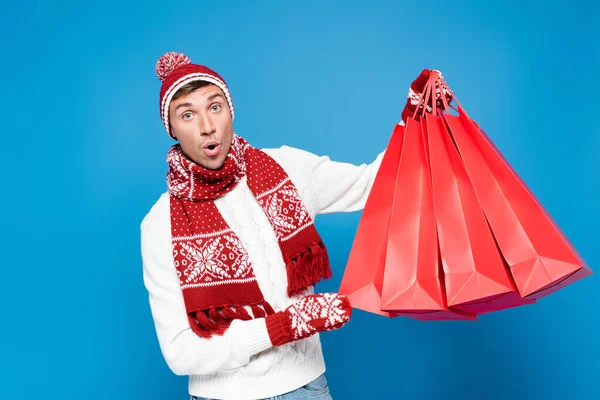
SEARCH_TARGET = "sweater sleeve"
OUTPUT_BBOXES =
[140,221,274,376]
[306,149,386,215]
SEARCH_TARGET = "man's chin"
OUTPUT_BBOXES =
[202,157,226,170]
[205,164,224,171]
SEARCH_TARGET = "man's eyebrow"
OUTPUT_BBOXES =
[174,102,193,112]
[173,93,224,112]
[207,93,225,102]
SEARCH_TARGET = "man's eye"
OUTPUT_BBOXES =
[182,112,192,120]
[211,104,221,112]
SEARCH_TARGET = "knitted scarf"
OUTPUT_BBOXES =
[167,134,331,338]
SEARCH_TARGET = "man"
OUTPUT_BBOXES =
[141,51,443,400]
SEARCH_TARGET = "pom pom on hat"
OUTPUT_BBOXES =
[156,52,192,82]
[156,51,235,138]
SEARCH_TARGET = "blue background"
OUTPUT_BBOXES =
[2,0,598,399]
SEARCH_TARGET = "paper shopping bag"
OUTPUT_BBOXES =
[338,124,406,317]
[442,108,592,299]
[425,114,535,313]
[379,117,476,320]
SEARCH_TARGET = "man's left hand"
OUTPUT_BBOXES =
[401,69,453,123]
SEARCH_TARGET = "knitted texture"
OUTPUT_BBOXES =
[156,51,235,138]
[401,69,453,123]
[167,134,332,339]
[141,142,385,398]
[265,293,352,347]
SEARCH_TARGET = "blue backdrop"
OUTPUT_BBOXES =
[2,0,598,399]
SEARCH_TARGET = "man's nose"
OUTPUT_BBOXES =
[200,117,216,136]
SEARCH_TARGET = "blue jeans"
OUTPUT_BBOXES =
[190,374,333,400]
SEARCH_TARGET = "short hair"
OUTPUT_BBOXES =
[172,80,213,101]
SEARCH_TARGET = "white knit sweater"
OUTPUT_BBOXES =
[140,144,385,400]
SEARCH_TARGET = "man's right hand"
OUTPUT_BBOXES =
[265,293,352,346]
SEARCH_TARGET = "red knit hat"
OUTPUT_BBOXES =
[156,51,235,138]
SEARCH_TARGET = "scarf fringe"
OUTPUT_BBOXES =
[286,242,332,297]
[188,302,276,339]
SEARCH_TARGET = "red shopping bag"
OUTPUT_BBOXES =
[380,117,476,320]
[441,104,592,299]
[338,124,406,318]
[424,113,534,313]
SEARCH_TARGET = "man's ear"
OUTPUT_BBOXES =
[169,124,178,140]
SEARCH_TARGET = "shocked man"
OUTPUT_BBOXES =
[141,51,439,399]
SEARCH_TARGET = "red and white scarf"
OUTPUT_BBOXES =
[167,134,331,338]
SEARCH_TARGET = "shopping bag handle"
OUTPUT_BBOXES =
[411,70,470,120]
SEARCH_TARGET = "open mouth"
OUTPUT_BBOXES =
[203,143,220,157]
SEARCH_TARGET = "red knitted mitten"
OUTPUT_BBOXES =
[265,293,352,346]
[401,69,453,123]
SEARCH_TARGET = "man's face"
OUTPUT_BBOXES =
[169,84,233,170]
